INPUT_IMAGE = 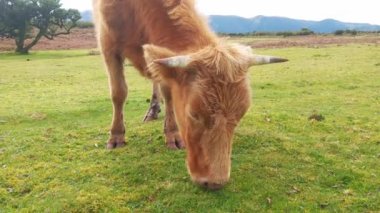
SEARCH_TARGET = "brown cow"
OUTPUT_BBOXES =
[93,0,287,190]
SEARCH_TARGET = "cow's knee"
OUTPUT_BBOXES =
[111,90,127,105]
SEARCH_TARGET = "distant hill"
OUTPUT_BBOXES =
[80,11,380,33]
[209,15,380,33]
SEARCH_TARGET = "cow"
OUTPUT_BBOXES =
[93,0,287,190]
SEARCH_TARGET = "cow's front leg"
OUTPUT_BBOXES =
[160,85,185,150]
[143,82,161,122]
[103,51,127,149]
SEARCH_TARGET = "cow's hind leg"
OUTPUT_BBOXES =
[122,47,161,122]
[143,82,161,122]
[160,85,185,150]
[103,51,127,149]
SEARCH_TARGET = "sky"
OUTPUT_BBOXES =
[60,0,380,25]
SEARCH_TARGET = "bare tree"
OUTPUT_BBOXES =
[0,0,81,54]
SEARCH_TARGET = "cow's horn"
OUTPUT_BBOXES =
[249,55,288,66]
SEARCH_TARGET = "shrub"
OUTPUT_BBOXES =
[334,30,345,36]
[77,21,94,29]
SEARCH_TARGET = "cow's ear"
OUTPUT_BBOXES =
[154,55,191,68]
[143,44,192,82]
[143,44,176,65]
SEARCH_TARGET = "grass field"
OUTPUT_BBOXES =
[0,44,379,212]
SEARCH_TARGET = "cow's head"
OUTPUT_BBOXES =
[144,43,287,190]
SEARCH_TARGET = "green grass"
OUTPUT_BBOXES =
[0,45,379,212]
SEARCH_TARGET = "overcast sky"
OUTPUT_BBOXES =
[61,0,380,25]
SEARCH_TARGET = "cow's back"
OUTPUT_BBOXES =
[93,0,216,53]
[93,0,143,48]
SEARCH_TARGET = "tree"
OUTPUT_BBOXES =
[334,30,344,36]
[299,28,315,36]
[0,0,81,54]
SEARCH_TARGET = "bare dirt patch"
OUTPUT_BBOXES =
[229,35,380,49]
[0,29,97,52]
[1,29,379,52]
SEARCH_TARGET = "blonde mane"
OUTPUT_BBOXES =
[191,43,251,82]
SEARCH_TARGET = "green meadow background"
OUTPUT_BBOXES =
[0,44,379,211]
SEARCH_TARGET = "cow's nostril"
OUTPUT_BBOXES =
[207,182,224,190]
[197,180,224,190]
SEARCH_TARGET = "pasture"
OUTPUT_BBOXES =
[0,44,379,211]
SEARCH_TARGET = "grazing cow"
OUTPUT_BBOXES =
[93,0,287,189]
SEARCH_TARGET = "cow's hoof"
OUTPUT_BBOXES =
[166,135,185,150]
[167,141,179,150]
[107,141,126,149]
[143,103,161,122]
[106,135,126,149]
[143,114,158,122]
[175,139,185,149]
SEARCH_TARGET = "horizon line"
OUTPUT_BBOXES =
[78,10,380,25]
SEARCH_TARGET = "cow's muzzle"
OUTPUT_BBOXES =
[195,179,226,190]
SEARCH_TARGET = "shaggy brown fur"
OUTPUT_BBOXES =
[93,0,286,190]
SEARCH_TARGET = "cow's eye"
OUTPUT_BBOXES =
[188,111,202,122]
[204,117,215,129]
[227,119,238,128]
[188,111,214,128]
